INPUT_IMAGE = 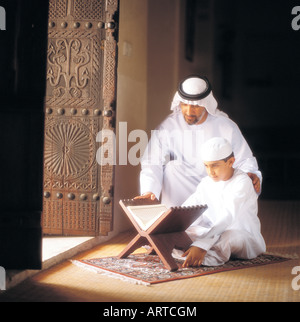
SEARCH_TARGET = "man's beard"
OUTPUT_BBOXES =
[184,110,207,125]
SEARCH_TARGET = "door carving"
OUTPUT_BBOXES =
[42,0,118,236]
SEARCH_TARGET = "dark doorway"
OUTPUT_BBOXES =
[212,0,300,199]
[0,0,49,269]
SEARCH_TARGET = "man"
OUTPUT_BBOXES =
[177,137,266,267]
[136,75,261,207]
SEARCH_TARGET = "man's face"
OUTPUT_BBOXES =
[204,157,235,182]
[180,103,208,125]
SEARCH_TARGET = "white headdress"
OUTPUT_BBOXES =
[201,137,233,161]
[171,75,227,117]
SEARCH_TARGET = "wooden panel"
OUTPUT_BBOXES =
[43,0,119,236]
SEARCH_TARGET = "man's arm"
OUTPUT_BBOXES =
[139,129,168,199]
[248,172,261,194]
[230,124,262,194]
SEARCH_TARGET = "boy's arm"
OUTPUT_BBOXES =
[182,247,207,268]
[181,180,205,207]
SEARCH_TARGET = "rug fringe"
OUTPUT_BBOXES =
[264,251,299,259]
[70,260,151,286]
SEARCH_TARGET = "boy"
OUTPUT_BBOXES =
[177,137,266,267]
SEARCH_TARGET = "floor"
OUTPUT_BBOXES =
[0,200,300,302]
[4,233,114,290]
[42,236,94,262]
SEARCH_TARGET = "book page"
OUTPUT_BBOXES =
[127,204,168,230]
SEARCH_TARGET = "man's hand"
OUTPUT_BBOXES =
[134,192,157,201]
[247,173,261,194]
[182,246,207,268]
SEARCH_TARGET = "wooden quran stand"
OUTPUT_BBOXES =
[118,199,207,271]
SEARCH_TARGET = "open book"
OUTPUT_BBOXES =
[120,199,207,233]
[127,204,168,231]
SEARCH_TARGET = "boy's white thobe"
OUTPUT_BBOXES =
[181,169,266,266]
[140,112,262,207]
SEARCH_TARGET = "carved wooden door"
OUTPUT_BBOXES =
[42,0,118,236]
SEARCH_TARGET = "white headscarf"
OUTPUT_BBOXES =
[170,76,228,117]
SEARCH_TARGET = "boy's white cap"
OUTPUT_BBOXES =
[201,137,233,161]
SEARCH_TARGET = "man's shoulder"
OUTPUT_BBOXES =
[165,112,182,122]
[209,114,238,128]
[156,112,183,129]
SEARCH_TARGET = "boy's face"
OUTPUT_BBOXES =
[204,157,235,182]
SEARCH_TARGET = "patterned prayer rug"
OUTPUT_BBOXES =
[72,253,290,286]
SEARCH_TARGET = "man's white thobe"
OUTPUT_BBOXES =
[140,112,262,207]
[180,169,266,266]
